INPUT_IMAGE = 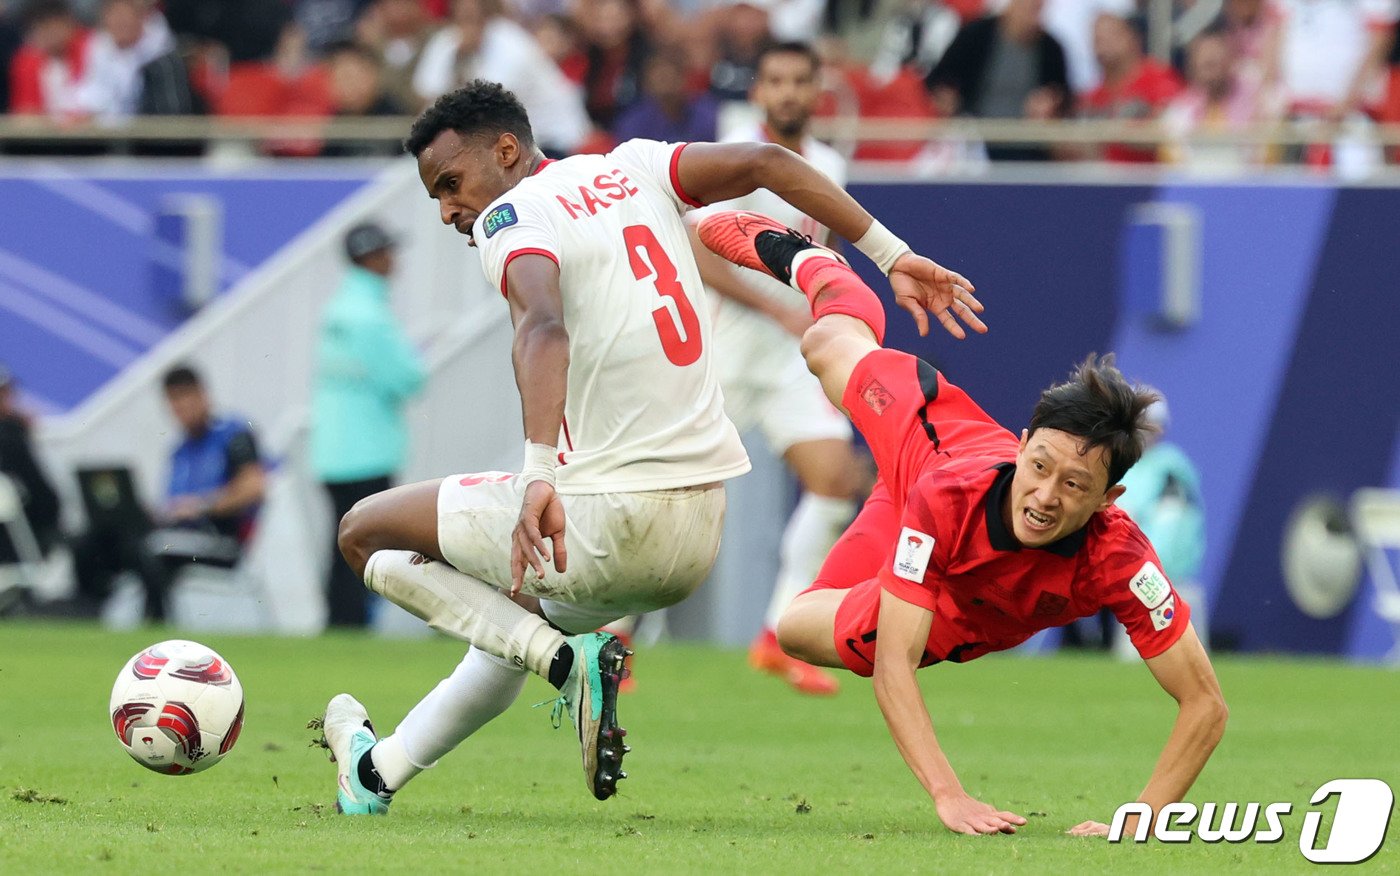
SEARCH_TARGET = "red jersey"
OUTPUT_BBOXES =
[1080,59,1183,163]
[810,349,1191,676]
[879,458,1189,665]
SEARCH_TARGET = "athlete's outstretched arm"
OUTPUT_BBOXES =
[872,589,1027,835]
[1067,624,1228,837]
[504,253,570,592]
[676,143,985,339]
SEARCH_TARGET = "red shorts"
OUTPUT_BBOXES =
[802,349,1018,676]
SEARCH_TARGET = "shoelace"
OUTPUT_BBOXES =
[532,694,569,729]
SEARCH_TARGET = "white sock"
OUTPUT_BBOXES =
[364,550,566,679]
[372,648,528,791]
[763,493,855,630]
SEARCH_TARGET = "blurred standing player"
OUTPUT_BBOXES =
[691,42,862,695]
[321,80,970,816]
[698,210,1227,836]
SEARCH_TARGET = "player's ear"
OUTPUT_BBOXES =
[1018,429,1030,453]
[1101,483,1126,510]
[496,132,520,168]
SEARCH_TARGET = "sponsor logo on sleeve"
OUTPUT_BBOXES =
[858,375,895,416]
[483,203,519,238]
[1130,561,1176,630]
[893,528,935,582]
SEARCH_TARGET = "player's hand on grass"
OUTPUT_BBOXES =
[935,792,1026,835]
[511,480,568,595]
[889,252,986,340]
[1066,820,1111,838]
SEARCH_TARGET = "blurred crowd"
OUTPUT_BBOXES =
[0,0,1398,165]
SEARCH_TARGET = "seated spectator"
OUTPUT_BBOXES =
[925,0,1069,160]
[1214,0,1282,89]
[8,0,89,118]
[1162,29,1267,169]
[321,41,406,156]
[705,0,773,104]
[0,366,62,566]
[612,51,719,143]
[1042,0,1133,94]
[354,0,432,110]
[564,0,651,128]
[74,0,175,123]
[413,0,590,153]
[1080,13,1182,163]
[869,0,963,82]
[296,0,375,57]
[1270,0,1396,126]
[164,0,290,64]
[67,365,266,622]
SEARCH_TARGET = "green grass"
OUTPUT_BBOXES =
[1,622,1398,873]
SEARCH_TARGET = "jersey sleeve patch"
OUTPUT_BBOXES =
[483,203,519,238]
[893,527,936,582]
[1129,561,1172,609]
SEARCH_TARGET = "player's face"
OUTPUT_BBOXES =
[165,386,210,435]
[752,52,820,139]
[418,129,524,246]
[1008,428,1125,547]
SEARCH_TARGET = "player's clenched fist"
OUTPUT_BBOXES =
[935,793,1028,835]
[511,480,568,594]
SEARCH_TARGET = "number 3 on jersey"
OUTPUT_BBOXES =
[623,224,702,366]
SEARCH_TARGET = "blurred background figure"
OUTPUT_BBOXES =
[561,0,651,130]
[612,49,719,143]
[0,365,62,613]
[7,0,89,119]
[706,0,774,105]
[1079,13,1181,163]
[869,0,963,83]
[65,365,266,622]
[311,221,425,628]
[1113,399,1207,653]
[354,0,432,110]
[413,0,590,153]
[320,40,406,156]
[295,0,373,57]
[1042,0,1133,94]
[924,0,1069,160]
[75,0,176,122]
[1162,28,1267,169]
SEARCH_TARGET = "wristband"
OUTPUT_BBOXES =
[521,441,558,489]
[854,218,913,275]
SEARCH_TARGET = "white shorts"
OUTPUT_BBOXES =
[712,306,851,455]
[436,473,726,634]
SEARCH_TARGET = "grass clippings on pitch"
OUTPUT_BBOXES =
[1,622,1397,874]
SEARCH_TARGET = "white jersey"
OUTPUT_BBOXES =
[473,139,751,495]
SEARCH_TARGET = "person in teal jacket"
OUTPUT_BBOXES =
[312,221,427,627]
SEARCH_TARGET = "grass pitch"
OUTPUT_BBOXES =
[1,622,1397,874]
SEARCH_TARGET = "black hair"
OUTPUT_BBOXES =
[404,80,534,157]
[162,364,203,391]
[1027,353,1160,487]
[325,40,382,67]
[756,40,821,77]
[24,0,72,26]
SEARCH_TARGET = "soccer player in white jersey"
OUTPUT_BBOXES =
[691,42,862,696]
[320,79,972,816]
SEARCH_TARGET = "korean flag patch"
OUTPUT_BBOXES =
[483,203,519,238]
[893,527,935,582]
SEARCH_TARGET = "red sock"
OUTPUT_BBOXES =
[794,257,886,344]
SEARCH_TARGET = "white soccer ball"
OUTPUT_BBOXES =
[109,639,245,775]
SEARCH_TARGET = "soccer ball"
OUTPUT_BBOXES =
[109,639,245,775]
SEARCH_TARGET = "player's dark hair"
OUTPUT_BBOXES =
[403,80,534,157]
[756,41,821,76]
[1027,354,1160,488]
[162,364,203,391]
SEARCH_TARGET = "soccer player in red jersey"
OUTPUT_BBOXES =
[698,210,1228,837]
